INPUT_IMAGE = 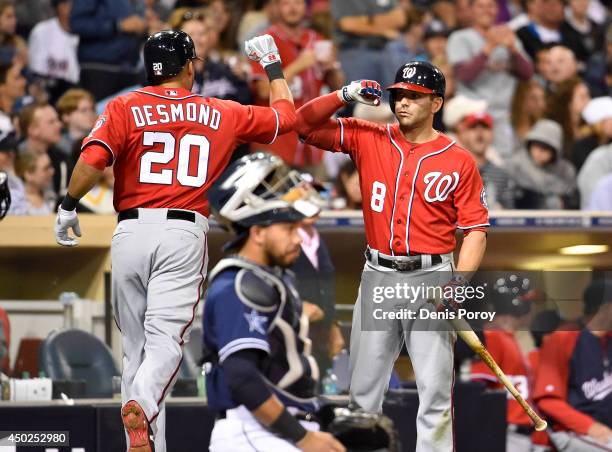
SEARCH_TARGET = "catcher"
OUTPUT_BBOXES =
[203,153,397,452]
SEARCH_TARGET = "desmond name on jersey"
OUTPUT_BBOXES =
[130,103,221,130]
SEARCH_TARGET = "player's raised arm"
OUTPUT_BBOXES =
[295,80,381,150]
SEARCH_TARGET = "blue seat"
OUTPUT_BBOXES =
[39,329,119,398]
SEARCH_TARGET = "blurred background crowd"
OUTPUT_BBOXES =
[0,0,611,216]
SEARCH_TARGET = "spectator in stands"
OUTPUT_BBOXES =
[577,141,612,209]
[447,0,534,158]
[386,9,428,73]
[0,132,25,214]
[251,0,344,168]
[0,0,27,65]
[516,0,566,60]
[333,159,361,210]
[571,96,612,172]
[585,24,612,97]
[0,60,25,132]
[18,103,69,202]
[588,173,612,210]
[331,0,407,90]
[15,151,55,215]
[533,278,612,450]
[443,93,503,165]
[290,213,340,373]
[560,0,604,70]
[544,45,579,88]
[28,0,79,101]
[545,77,591,156]
[506,119,577,209]
[70,0,146,101]
[180,12,252,104]
[511,78,546,149]
[55,89,96,158]
[236,0,278,45]
[456,111,516,209]
[70,141,114,213]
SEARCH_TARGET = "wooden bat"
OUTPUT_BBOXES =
[450,316,548,431]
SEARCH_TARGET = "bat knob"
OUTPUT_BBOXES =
[535,420,548,431]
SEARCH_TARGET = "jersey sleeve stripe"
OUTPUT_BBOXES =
[267,108,280,144]
[218,338,271,363]
[469,373,498,382]
[338,118,344,148]
[457,223,491,229]
[82,138,116,164]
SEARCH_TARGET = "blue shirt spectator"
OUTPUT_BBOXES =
[70,0,145,101]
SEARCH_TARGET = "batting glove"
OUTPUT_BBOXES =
[54,206,81,247]
[338,80,382,106]
[245,34,281,69]
[437,274,467,312]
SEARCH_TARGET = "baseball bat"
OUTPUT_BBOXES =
[450,316,548,431]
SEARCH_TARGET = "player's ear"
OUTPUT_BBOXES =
[431,96,443,114]
[249,225,265,247]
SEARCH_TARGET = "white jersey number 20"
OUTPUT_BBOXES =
[371,181,386,212]
[139,131,210,187]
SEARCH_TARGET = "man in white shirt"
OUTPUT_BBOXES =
[28,0,79,85]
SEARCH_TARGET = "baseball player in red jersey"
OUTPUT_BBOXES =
[250,0,343,166]
[469,275,540,452]
[53,30,296,452]
[295,61,489,451]
[533,278,612,452]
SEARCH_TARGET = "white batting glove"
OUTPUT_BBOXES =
[245,34,281,69]
[54,206,81,247]
[338,80,382,106]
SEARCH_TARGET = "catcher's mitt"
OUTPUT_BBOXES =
[322,407,399,452]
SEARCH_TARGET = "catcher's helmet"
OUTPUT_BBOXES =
[209,152,321,235]
[143,30,199,85]
[491,274,534,317]
[387,61,445,112]
[0,171,11,220]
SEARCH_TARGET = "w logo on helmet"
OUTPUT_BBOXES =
[403,66,416,79]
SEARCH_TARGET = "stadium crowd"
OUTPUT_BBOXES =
[0,0,610,215]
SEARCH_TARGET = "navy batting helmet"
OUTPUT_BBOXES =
[209,153,321,235]
[0,171,11,220]
[491,274,534,317]
[386,61,446,112]
[143,30,200,85]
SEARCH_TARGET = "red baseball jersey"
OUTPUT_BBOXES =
[251,25,326,166]
[80,86,294,215]
[297,93,489,255]
[470,329,534,426]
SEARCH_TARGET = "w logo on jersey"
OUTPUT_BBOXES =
[423,171,460,202]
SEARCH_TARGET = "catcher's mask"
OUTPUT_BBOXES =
[208,152,322,248]
[0,171,11,220]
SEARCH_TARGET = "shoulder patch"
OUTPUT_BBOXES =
[235,269,282,313]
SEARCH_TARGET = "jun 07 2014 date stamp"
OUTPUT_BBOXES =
[0,431,70,447]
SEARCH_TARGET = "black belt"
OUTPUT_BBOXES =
[216,409,316,422]
[117,208,196,223]
[365,248,442,272]
[510,424,535,436]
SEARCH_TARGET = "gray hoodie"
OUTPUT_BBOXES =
[506,119,577,209]
[577,143,612,208]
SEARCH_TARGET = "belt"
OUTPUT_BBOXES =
[509,424,535,436]
[365,248,442,272]
[117,208,196,223]
[217,408,316,422]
